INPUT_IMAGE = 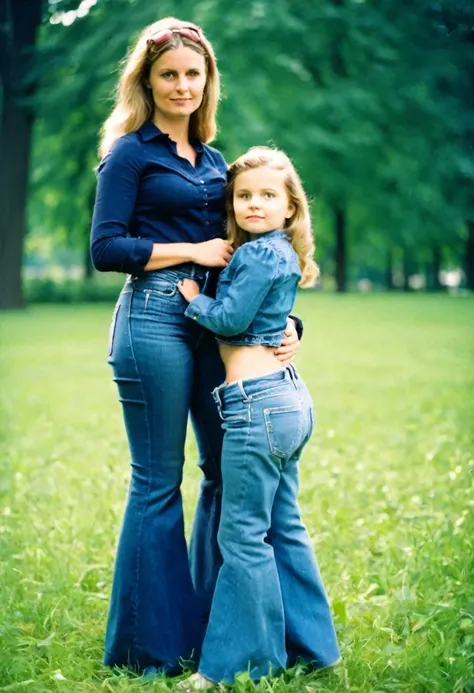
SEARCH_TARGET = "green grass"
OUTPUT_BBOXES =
[0,294,473,693]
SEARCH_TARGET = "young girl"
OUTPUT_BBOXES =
[178,147,340,686]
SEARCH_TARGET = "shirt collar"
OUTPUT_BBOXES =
[137,120,203,153]
[137,120,169,142]
[249,229,288,241]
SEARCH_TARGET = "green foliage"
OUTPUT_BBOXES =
[24,276,124,303]
[1,295,474,691]
[27,0,474,284]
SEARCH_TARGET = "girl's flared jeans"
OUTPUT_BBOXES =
[104,268,225,673]
[198,367,340,683]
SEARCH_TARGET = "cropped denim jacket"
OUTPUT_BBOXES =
[185,230,301,347]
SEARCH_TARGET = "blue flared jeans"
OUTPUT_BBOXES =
[104,267,225,673]
[198,367,340,683]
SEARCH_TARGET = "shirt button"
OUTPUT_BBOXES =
[200,180,205,184]
[193,313,200,320]
[204,221,210,225]
[204,202,208,206]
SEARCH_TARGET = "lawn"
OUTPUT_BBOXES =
[0,294,473,693]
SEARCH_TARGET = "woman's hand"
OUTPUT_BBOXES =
[178,278,201,302]
[192,238,234,268]
[274,318,300,365]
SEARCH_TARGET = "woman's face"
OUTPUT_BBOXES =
[148,46,207,121]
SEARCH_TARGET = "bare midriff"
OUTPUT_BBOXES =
[218,343,283,384]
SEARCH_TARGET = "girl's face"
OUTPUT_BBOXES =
[148,46,207,121]
[233,166,295,234]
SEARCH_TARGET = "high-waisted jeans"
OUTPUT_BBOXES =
[198,366,340,683]
[104,266,226,673]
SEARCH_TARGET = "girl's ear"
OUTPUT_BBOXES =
[286,203,296,219]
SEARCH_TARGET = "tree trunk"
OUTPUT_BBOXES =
[385,247,394,290]
[402,247,412,292]
[334,206,347,293]
[465,220,474,291]
[84,242,94,281]
[0,0,43,310]
[430,243,443,291]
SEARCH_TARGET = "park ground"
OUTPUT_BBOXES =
[0,294,473,693]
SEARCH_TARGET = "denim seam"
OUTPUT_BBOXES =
[251,390,303,404]
[127,288,153,658]
[191,386,221,481]
[200,418,252,682]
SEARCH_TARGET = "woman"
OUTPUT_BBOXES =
[90,18,301,676]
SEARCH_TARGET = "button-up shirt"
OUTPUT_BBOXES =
[185,230,302,347]
[90,121,228,275]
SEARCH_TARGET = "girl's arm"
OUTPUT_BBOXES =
[179,243,277,337]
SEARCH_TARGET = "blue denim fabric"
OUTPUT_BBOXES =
[198,366,340,683]
[185,231,301,346]
[104,266,226,672]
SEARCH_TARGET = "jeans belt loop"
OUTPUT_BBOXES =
[288,364,297,388]
[212,386,225,420]
[237,380,250,403]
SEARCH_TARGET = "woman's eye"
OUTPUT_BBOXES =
[188,70,200,77]
[161,72,174,79]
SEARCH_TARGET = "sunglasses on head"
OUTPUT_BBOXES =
[146,25,203,47]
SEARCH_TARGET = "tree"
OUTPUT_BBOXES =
[0,0,44,309]
[26,0,474,295]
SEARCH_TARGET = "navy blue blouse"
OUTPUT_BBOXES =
[90,120,228,275]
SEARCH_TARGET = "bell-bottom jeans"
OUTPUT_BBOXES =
[104,268,339,678]
[104,267,224,673]
[198,367,340,683]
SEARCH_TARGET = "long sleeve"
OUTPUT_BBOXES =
[185,242,277,336]
[90,136,154,274]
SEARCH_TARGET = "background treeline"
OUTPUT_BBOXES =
[1,0,473,309]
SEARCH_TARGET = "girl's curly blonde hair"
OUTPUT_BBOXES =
[99,17,220,158]
[226,147,319,288]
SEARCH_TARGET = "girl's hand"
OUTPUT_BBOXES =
[274,318,300,365]
[178,278,201,302]
[192,238,234,268]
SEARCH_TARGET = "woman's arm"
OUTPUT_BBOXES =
[91,137,153,274]
[144,238,233,271]
[274,317,300,365]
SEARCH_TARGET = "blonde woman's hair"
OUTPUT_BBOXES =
[226,147,319,288]
[99,17,220,158]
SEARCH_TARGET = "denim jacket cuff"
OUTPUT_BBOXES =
[184,293,214,322]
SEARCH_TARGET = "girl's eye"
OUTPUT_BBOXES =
[161,72,174,79]
[188,70,200,77]
[264,192,274,199]
[238,193,250,199]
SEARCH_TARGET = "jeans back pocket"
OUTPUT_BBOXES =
[263,404,303,459]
